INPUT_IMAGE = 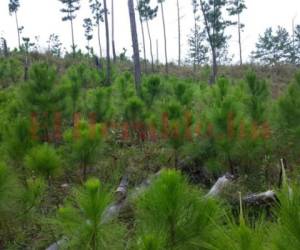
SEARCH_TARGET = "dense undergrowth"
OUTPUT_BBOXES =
[0,53,300,249]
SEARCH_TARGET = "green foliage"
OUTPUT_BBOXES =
[215,214,268,250]
[25,144,62,181]
[22,177,46,212]
[136,169,222,250]
[89,0,105,25]
[187,25,209,67]
[138,0,158,21]
[274,72,300,159]
[5,117,33,166]
[47,34,62,57]
[0,58,23,86]
[271,183,300,250]
[88,87,113,122]
[0,162,18,212]
[56,178,124,250]
[124,96,146,123]
[174,82,193,106]
[251,26,292,65]
[245,71,269,124]
[199,0,233,63]
[0,162,20,246]
[8,0,20,14]
[66,63,100,89]
[115,71,135,102]
[143,75,161,107]
[59,0,80,22]
[64,120,102,180]
[22,63,66,141]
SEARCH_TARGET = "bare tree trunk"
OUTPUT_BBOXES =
[128,0,142,96]
[211,48,217,84]
[136,0,147,73]
[176,0,181,67]
[193,8,197,74]
[14,11,21,49]
[2,38,9,57]
[238,13,242,65]
[70,17,76,57]
[156,39,159,66]
[160,2,168,74]
[97,23,103,58]
[111,0,117,62]
[146,19,154,72]
[292,16,296,65]
[103,0,111,85]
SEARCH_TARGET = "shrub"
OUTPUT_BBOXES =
[143,75,161,107]
[56,178,124,250]
[245,71,269,124]
[135,169,222,250]
[271,183,300,250]
[174,82,193,106]
[163,101,191,167]
[0,162,19,246]
[214,194,268,250]
[64,120,102,180]
[88,87,113,123]
[274,72,300,161]
[22,63,66,142]
[66,63,100,88]
[123,96,147,141]
[5,117,33,169]
[0,58,23,87]
[0,162,18,213]
[25,144,62,183]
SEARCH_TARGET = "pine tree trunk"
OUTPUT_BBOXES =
[70,18,76,57]
[238,13,243,65]
[156,39,159,65]
[193,9,197,74]
[160,2,168,74]
[141,24,147,73]
[111,0,117,62]
[146,20,154,73]
[103,0,111,85]
[136,0,147,73]
[128,0,142,97]
[176,0,181,67]
[14,11,21,49]
[97,23,103,58]
[211,47,217,84]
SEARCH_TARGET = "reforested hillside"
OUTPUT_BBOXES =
[0,52,299,249]
[1,0,300,249]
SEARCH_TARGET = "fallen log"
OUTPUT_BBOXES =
[46,171,278,250]
[115,175,129,202]
[206,173,234,197]
[243,190,278,205]
[102,170,161,223]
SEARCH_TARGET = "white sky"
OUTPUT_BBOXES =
[0,0,299,64]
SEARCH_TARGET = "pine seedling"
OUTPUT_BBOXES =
[56,178,124,250]
[136,169,222,250]
[25,143,62,184]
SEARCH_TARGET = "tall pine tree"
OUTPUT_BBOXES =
[58,0,80,57]
[138,0,158,73]
[8,0,21,49]
[227,0,247,65]
[199,0,232,84]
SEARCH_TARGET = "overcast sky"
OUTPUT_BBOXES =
[0,0,299,64]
